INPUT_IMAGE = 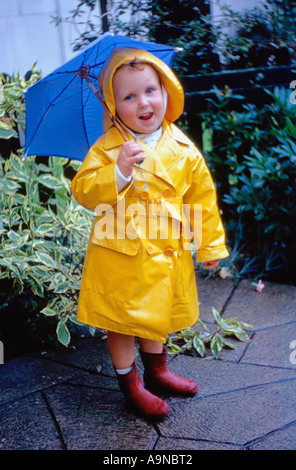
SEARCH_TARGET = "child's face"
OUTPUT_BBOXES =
[113,63,164,134]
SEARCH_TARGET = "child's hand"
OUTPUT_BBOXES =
[203,260,219,270]
[117,141,146,178]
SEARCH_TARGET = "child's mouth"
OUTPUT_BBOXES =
[139,112,153,121]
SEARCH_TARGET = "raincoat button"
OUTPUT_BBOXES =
[140,191,149,201]
[146,246,154,255]
[164,247,174,257]
[163,189,172,199]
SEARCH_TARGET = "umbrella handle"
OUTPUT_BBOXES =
[80,70,128,142]
[80,68,148,189]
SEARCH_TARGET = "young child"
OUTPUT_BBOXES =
[70,48,229,419]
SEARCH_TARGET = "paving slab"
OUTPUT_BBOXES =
[224,279,296,329]
[44,381,158,450]
[164,355,296,400]
[0,355,85,406]
[0,392,63,450]
[38,335,114,376]
[157,379,296,448]
[195,276,234,323]
[249,422,296,450]
[154,436,241,450]
[240,321,296,369]
[1,277,296,451]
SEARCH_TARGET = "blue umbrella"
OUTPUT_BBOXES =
[24,33,177,161]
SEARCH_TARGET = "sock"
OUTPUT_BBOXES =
[116,366,133,375]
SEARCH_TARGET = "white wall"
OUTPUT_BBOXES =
[211,0,267,17]
[0,0,77,78]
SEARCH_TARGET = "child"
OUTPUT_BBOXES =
[70,48,229,419]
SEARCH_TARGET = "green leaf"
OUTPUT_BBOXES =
[0,122,18,139]
[37,174,64,190]
[56,320,70,347]
[193,333,205,357]
[36,252,57,269]
[221,337,236,349]
[35,223,54,235]
[0,258,22,278]
[230,327,249,342]
[41,306,57,317]
[29,276,44,296]
[69,315,84,326]
[211,307,223,326]
[53,281,70,293]
[196,318,210,332]
[210,333,223,359]
[7,230,20,242]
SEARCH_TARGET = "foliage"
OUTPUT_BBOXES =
[147,0,220,75]
[0,71,93,351]
[216,0,296,69]
[0,67,39,140]
[2,0,296,355]
[149,0,296,73]
[167,307,252,359]
[200,85,296,282]
[51,0,151,51]
[51,0,105,50]
[52,0,296,75]
[0,152,93,347]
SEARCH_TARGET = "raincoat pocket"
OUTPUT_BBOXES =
[87,235,141,302]
[91,232,141,256]
[90,210,141,255]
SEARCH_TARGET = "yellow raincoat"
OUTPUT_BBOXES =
[70,48,229,343]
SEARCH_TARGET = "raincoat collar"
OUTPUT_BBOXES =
[103,121,193,188]
[103,120,192,150]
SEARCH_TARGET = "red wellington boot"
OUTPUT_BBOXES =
[140,347,198,396]
[115,363,170,420]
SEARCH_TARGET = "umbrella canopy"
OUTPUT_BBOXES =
[24,33,177,161]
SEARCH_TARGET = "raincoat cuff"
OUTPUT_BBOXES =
[116,164,131,192]
[196,246,229,263]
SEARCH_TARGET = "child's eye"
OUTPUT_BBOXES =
[124,94,134,101]
[146,88,154,94]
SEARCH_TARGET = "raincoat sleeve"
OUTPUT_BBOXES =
[184,148,229,263]
[70,137,132,212]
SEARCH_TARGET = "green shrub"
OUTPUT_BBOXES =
[200,86,296,282]
[0,152,92,347]
[0,71,93,354]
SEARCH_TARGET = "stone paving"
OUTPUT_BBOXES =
[0,276,296,450]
